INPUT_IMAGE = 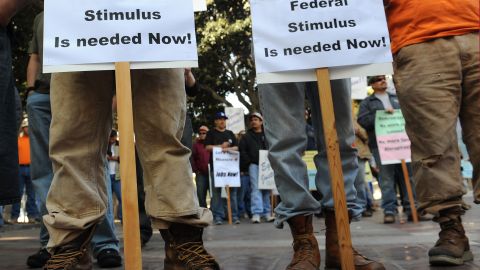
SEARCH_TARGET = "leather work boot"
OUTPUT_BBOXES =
[286,215,320,270]
[429,207,474,266]
[160,223,220,270]
[44,226,96,270]
[324,210,385,270]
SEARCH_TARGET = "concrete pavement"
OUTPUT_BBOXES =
[1,194,479,270]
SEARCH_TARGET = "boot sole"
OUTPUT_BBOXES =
[164,261,184,270]
[429,250,474,266]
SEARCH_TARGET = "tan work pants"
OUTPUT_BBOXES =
[45,69,211,250]
[393,32,479,215]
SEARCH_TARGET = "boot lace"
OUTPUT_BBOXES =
[291,236,316,265]
[45,248,85,270]
[175,241,217,269]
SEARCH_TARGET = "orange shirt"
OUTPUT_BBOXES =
[18,135,31,165]
[385,0,479,54]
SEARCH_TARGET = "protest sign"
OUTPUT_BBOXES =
[351,77,368,100]
[212,147,241,187]
[44,0,197,73]
[250,0,392,83]
[225,107,246,134]
[258,150,276,190]
[375,110,411,165]
[303,151,317,190]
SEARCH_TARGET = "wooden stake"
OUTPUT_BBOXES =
[115,62,142,270]
[316,68,354,270]
[401,159,418,223]
[226,185,233,224]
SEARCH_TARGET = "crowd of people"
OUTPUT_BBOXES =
[0,1,478,270]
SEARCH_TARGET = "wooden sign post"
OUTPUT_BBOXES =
[316,68,355,270]
[226,186,233,225]
[115,62,142,270]
[401,159,418,223]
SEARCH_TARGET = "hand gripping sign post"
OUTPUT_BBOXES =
[375,110,419,223]
[250,0,393,268]
[44,0,199,268]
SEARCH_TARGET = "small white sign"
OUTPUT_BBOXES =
[44,0,197,72]
[225,107,246,134]
[258,150,276,190]
[212,147,241,187]
[351,76,368,100]
[250,0,393,82]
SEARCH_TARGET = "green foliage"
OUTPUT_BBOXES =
[191,0,256,131]
[10,3,42,106]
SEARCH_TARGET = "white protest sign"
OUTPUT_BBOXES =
[351,77,368,100]
[225,107,246,134]
[250,0,393,83]
[44,0,197,73]
[212,147,241,187]
[258,150,276,190]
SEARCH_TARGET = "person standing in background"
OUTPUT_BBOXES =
[192,125,211,208]
[11,118,40,224]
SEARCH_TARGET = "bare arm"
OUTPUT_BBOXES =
[26,53,40,88]
[0,0,30,27]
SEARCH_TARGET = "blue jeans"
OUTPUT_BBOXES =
[110,175,122,220]
[11,165,40,219]
[237,174,251,217]
[0,206,4,225]
[249,164,271,216]
[259,80,362,228]
[0,26,20,206]
[371,148,416,215]
[211,170,239,220]
[354,158,368,212]
[195,172,209,208]
[27,92,119,255]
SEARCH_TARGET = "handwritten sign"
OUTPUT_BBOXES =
[258,150,276,190]
[225,107,246,134]
[250,0,392,83]
[212,147,241,187]
[375,110,411,165]
[44,0,197,72]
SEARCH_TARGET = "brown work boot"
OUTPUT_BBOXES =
[428,207,473,266]
[324,210,385,270]
[44,226,96,270]
[286,215,320,270]
[160,223,219,270]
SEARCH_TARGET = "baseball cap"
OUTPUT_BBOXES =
[249,112,263,121]
[199,125,209,132]
[214,112,228,120]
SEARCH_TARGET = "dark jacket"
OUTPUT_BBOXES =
[357,92,400,150]
[239,129,268,173]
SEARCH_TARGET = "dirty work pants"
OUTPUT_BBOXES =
[393,32,479,215]
[45,69,211,250]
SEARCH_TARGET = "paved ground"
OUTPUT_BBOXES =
[1,194,479,270]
